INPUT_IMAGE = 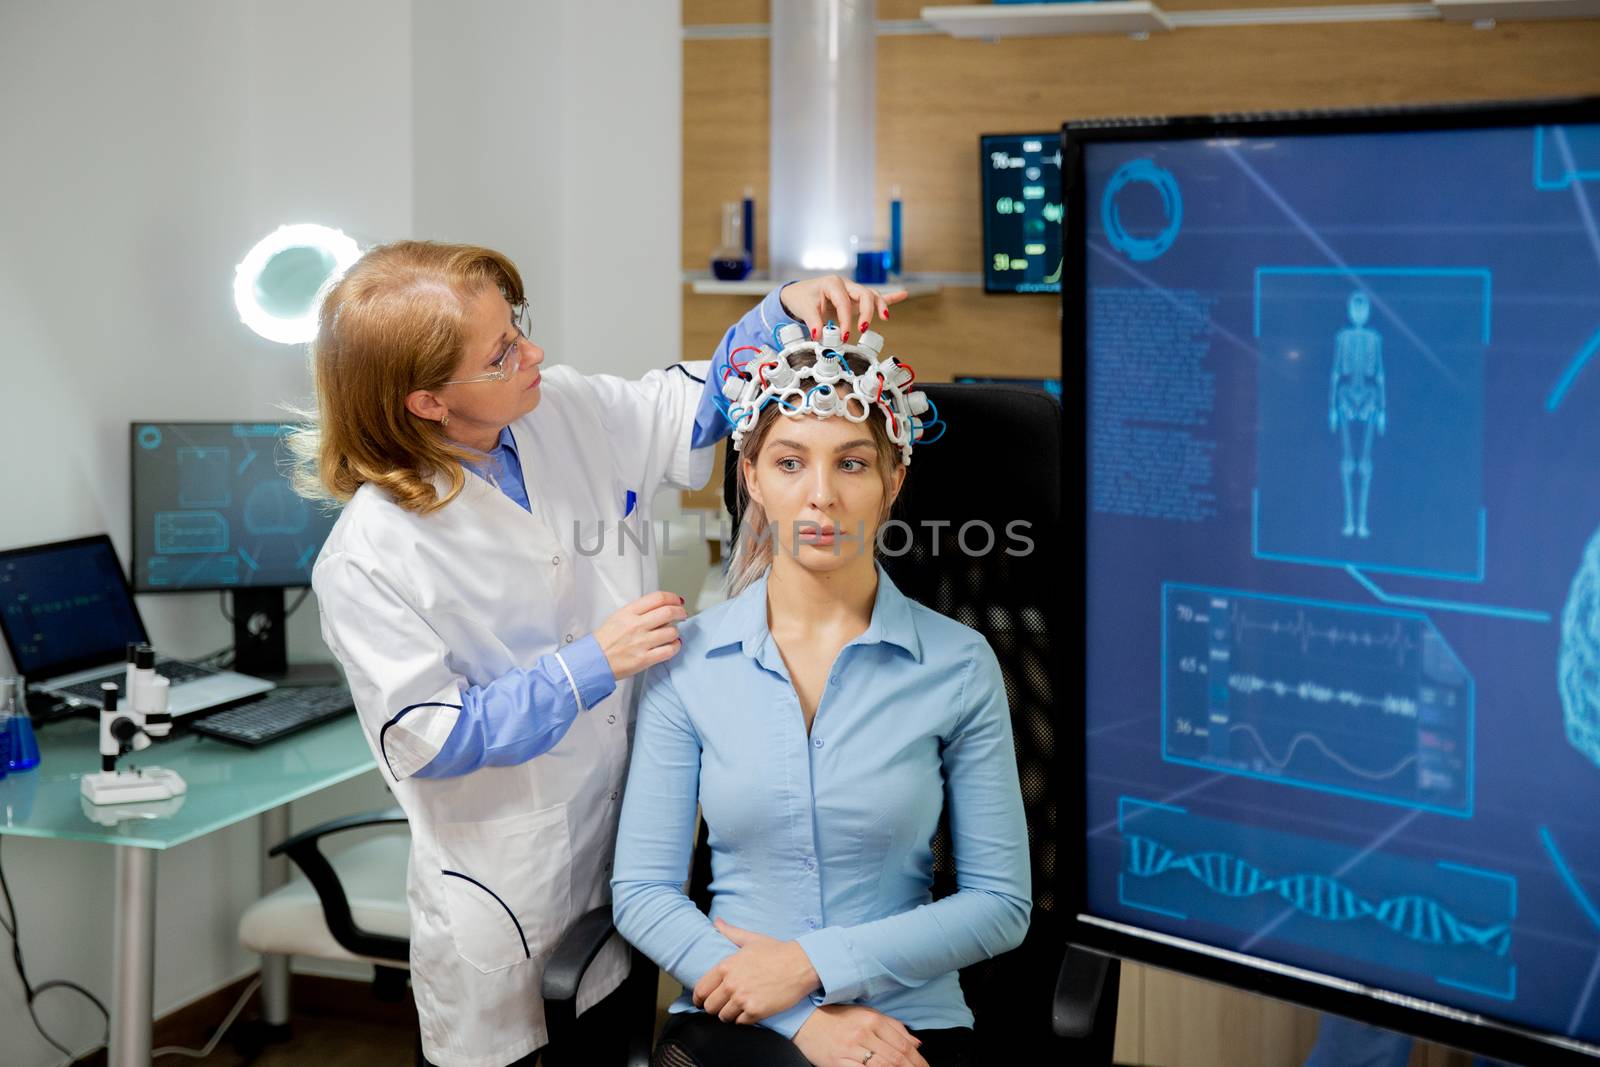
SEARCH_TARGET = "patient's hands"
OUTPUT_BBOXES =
[793,1005,929,1067]
[692,918,820,1024]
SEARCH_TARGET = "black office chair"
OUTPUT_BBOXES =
[861,383,1118,1062]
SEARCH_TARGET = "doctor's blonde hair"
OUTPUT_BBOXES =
[288,240,525,514]
[725,350,905,597]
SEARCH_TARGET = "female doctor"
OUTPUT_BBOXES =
[295,240,903,1067]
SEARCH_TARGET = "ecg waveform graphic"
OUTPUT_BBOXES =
[1226,673,1419,717]
[1126,834,1509,955]
[1163,585,1474,816]
[1230,610,1422,667]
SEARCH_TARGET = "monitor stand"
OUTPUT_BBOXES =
[231,588,289,679]
[229,588,343,684]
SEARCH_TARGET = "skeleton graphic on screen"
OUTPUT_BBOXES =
[1328,290,1387,538]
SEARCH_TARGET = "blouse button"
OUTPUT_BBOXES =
[551,554,562,566]
[564,633,574,643]
[607,714,617,725]
[812,738,823,749]
[803,858,816,872]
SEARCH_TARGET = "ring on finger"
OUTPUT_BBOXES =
[861,1050,874,1064]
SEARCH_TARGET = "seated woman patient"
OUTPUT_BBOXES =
[612,330,1031,1067]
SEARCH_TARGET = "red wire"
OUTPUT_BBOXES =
[757,360,780,388]
[878,399,898,437]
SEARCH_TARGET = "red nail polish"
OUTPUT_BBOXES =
[843,331,850,341]
[812,327,819,339]
[882,310,890,319]
[860,321,868,333]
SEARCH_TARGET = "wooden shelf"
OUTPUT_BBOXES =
[687,275,943,298]
[1432,0,1600,19]
[920,2,1173,37]
[922,0,1599,34]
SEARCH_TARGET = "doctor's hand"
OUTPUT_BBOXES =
[793,1004,929,1067]
[594,591,688,680]
[693,919,818,1024]
[780,275,909,344]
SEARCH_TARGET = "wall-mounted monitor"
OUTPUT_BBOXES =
[981,132,1062,293]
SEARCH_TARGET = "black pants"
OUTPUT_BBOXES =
[422,976,636,1067]
[654,1011,975,1067]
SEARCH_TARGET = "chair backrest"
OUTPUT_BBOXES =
[718,383,1071,1035]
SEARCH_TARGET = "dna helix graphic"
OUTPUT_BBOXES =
[1125,835,1510,956]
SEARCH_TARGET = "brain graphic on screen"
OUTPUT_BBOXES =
[1559,525,1600,770]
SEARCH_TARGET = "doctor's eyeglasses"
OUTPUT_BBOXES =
[444,302,533,386]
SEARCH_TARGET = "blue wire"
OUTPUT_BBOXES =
[908,399,946,446]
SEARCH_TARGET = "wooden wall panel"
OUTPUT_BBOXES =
[688,19,1600,336]
[876,21,1600,274]
[684,38,770,274]
[684,0,766,25]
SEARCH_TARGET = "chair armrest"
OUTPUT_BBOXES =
[1053,946,1115,1039]
[267,807,408,857]
[267,807,410,964]
[541,904,620,1003]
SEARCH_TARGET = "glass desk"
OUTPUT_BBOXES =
[0,713,377,1067]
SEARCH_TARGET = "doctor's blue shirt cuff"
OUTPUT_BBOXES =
[691,284,798,449]
[560,633,616,711]
[796,926,864,1005]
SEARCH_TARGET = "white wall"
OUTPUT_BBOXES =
[0,1,683,1061]
[410,0,683,380]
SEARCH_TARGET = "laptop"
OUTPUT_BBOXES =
[0,535,275,715]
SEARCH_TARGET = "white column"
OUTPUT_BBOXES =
[769,0,877,277]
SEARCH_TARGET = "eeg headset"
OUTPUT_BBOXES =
[718,322,945,465]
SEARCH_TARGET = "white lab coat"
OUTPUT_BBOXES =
[313,363,713,1067]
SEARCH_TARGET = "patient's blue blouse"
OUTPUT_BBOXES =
[612,565,1031,1037]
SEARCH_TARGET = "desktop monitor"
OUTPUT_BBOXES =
[1065,98,1600,1065]
[131,422,338,674]
[980,132,1063,293]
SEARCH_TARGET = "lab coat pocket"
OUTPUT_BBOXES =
[436,804,572,974]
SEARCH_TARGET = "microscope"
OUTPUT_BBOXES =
[80,650,187,806]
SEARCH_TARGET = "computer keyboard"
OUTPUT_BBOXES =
[57,658,217,703]
[188,685,355,747]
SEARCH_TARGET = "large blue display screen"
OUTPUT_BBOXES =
[1082,120,1600,1049]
